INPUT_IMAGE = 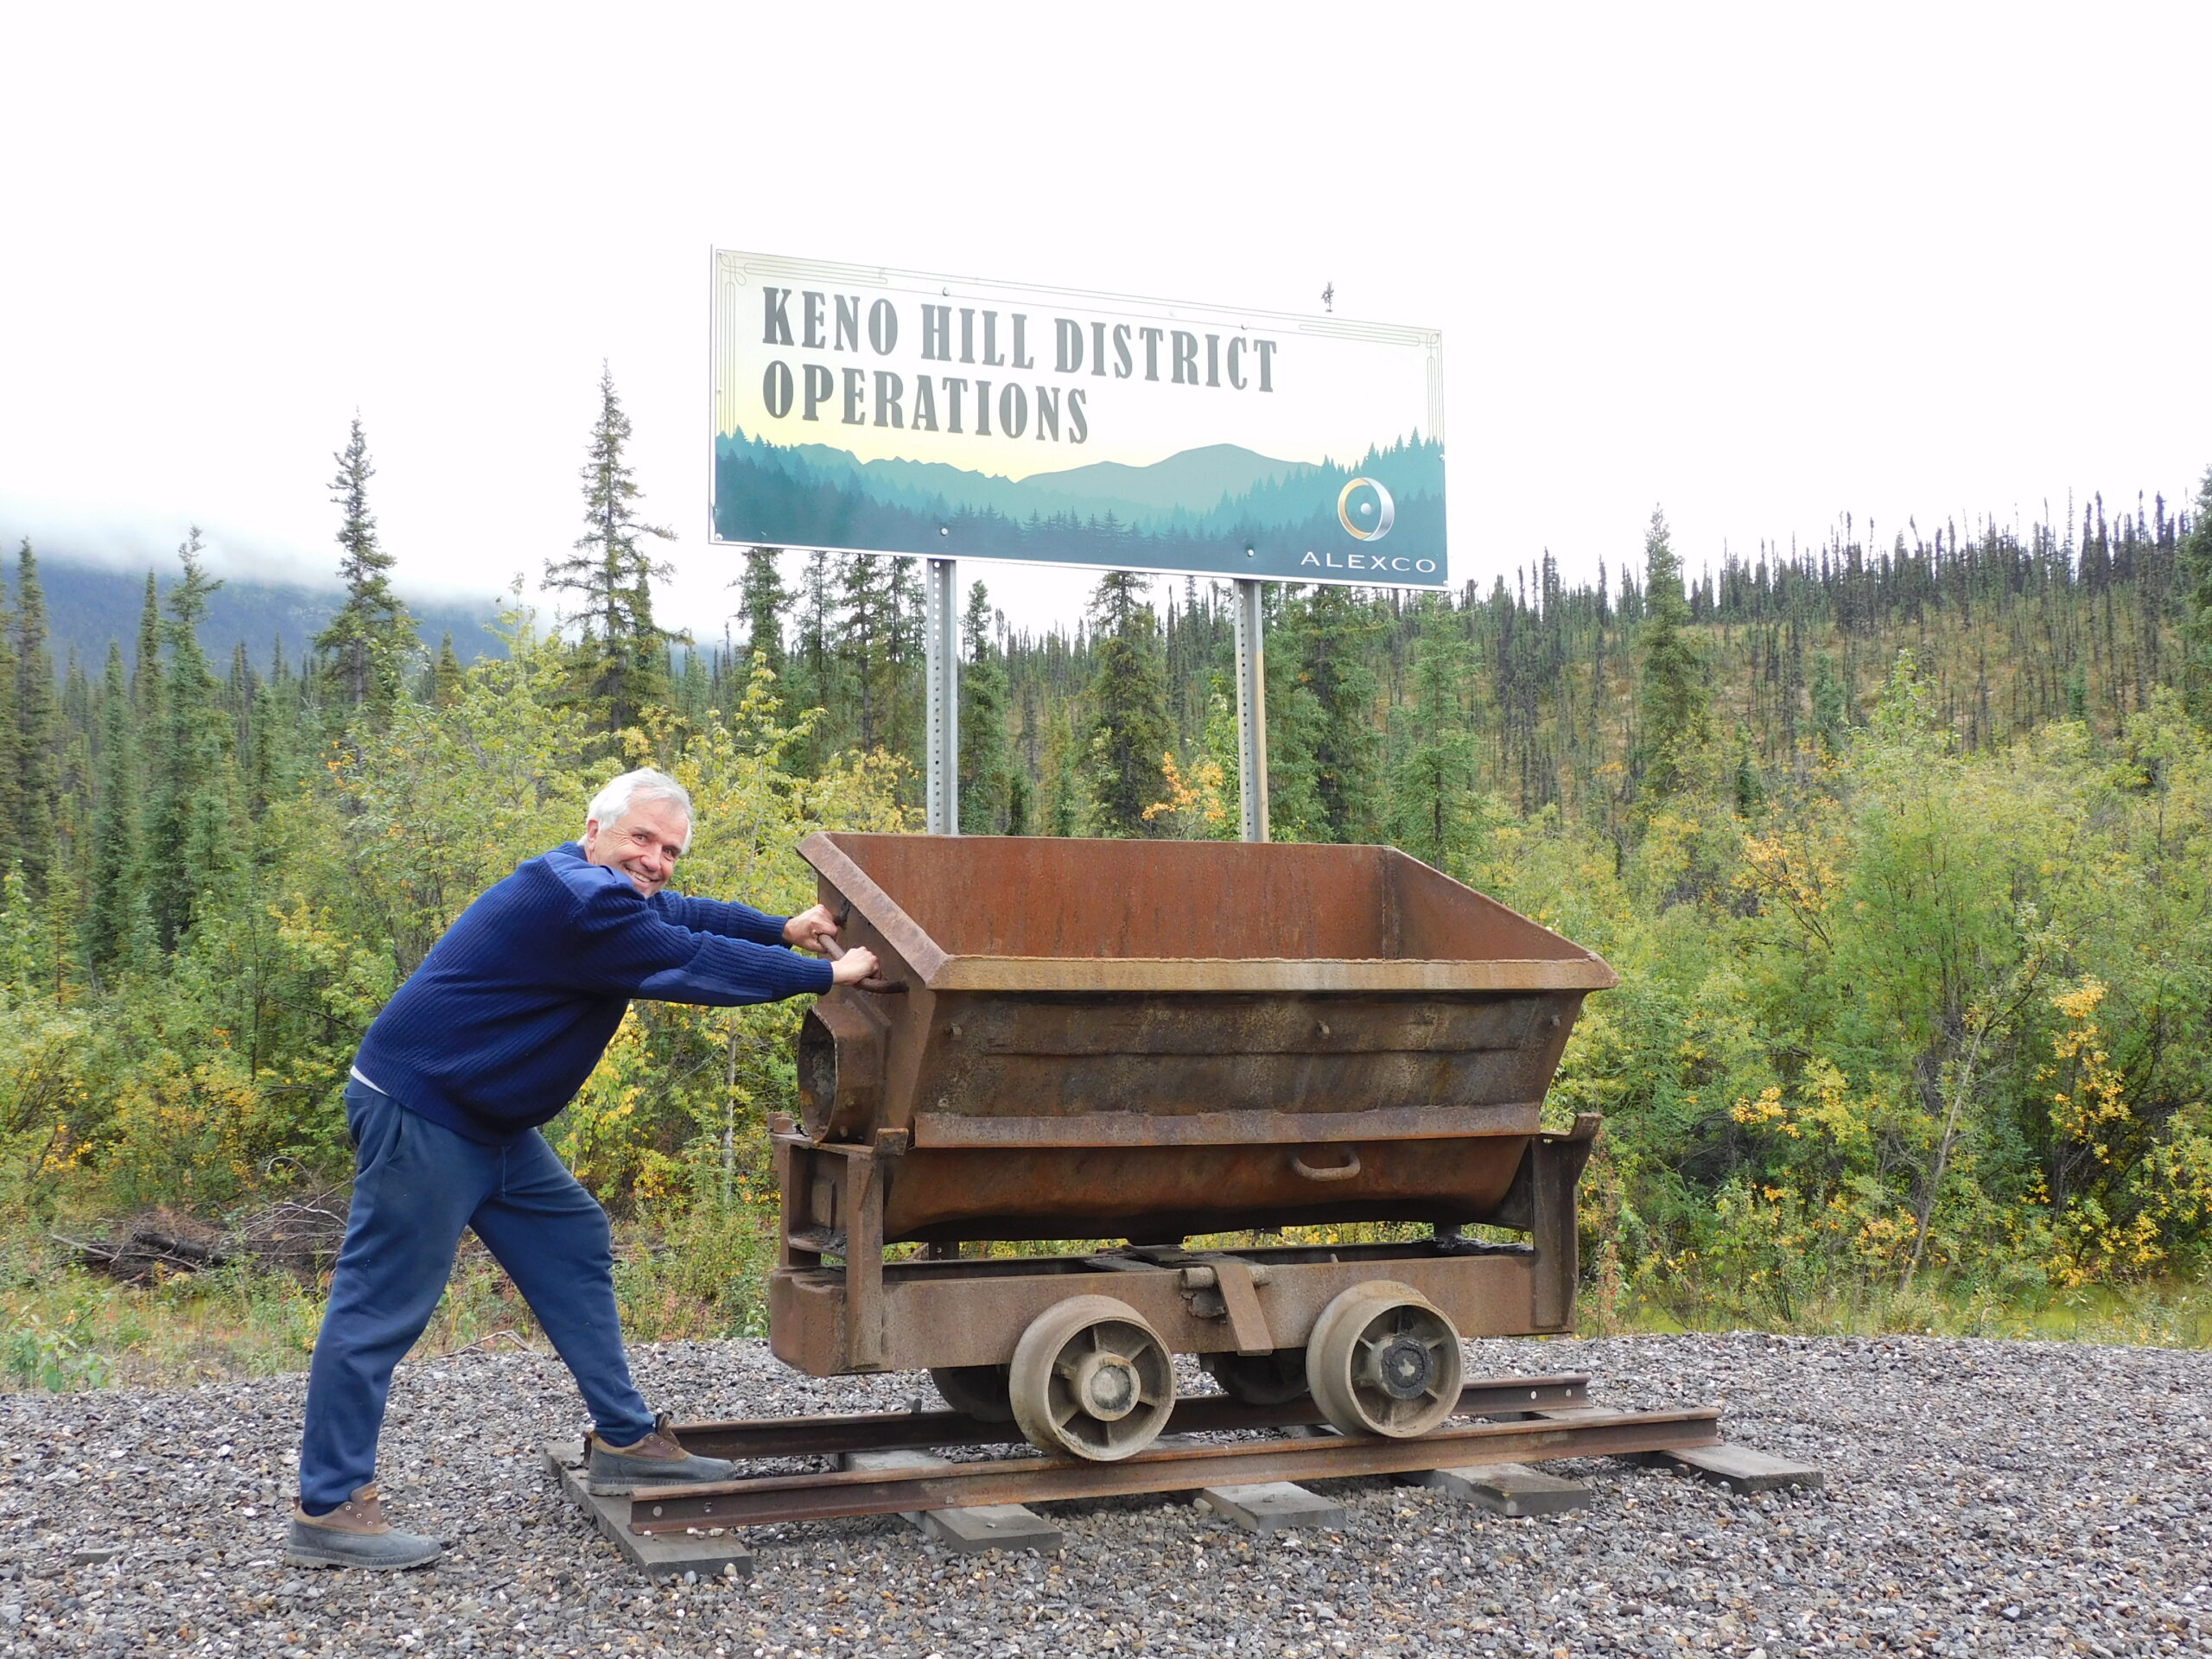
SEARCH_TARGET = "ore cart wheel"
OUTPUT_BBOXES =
[1201,1348,1311,1406]
[928,1364,1015,1423]
[1305,1281,1465,1438]
[1008,1294,1175,1461]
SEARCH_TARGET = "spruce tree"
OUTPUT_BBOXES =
[143,530,234,951]
[796,550,835,685]
[1809,652,1848,751]
[1632,508,1709,800]
[226,640,256,758]
[131,572,164,721]
[429,631,465,706]
[736,546,789,677]
[957,581,1014,834]
[2180,464,2212,728]
[1386,594,1481,871]
[312,417,416,714]
[58,650,92,843]
[244,667,297,830]
[1293,583,1382,842]
[1007,671,1040,835]
[836,552,897,750]
[675,644,711,720]
[882,556,925,760]
[1082,571,1172,836]
[1262,589,1327,841]
[785,551,842,767]
[60,645,91,749]
[543,365,679,734]
[7,542,58,897]
[86,644,147,976]
[0,574,16,868]
[1041,708,1084,836]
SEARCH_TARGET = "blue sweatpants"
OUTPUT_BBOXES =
[297,1078,658,1511]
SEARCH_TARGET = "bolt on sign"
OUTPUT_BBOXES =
[710,250,1448,588]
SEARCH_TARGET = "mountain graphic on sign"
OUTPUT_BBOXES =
[1022,444,1306,514]
[712,428,1445,582]
[736,436,1310,531]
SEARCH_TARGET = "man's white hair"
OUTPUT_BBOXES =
[586,768,694,852]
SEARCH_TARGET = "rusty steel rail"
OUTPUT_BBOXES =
[667,1373,1592,1461]
[629,1404,1721,1534]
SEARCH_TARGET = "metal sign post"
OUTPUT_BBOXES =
[925,557,960,835]
[1233,577,1268,842]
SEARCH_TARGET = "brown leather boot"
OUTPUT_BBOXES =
[284,1484,442,1569]
[587,1414,737,1494]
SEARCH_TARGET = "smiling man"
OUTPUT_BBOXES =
[287,767,879,1570]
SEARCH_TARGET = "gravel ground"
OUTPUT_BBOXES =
[1,1332,2205,1658]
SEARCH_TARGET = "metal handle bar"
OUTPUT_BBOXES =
[1291,1149,1362,1182]
[823,906,906,994]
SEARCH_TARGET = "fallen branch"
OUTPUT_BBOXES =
[56,1227,230,1281]
[55,1188,355,1286]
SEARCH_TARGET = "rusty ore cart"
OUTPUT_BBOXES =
[768,832,1618,1464]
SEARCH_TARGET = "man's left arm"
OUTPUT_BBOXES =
[652,893,788,947]
[654,893,840,953]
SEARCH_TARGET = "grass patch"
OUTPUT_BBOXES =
[1592,1274,2212,1347]
[4,1215,2205,1395]
[0,1205,785,1392]
[1,1238,321,1389]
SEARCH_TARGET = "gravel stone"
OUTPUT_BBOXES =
[1,1332,2205,1656]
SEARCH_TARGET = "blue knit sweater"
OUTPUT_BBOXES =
[355,842,834,1143]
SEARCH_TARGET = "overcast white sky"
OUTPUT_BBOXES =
[3,3,2207,639]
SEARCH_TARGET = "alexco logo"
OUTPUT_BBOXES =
[1337,478,1395,541]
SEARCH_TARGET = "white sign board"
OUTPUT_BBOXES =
[710,250,1447,587]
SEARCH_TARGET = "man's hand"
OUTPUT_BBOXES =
[783,904,840,954]
[787,902,884,986]
[830,946,881,986]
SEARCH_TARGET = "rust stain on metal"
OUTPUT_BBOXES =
[799,834,1618,976]
[908,1103,1541,1148]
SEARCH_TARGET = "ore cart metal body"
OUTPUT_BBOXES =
[773,832,1617,1458]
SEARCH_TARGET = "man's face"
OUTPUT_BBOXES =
[582,797,689,898]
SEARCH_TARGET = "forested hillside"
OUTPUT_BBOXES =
[32,554,505,682]
[3,395,2209,1369]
